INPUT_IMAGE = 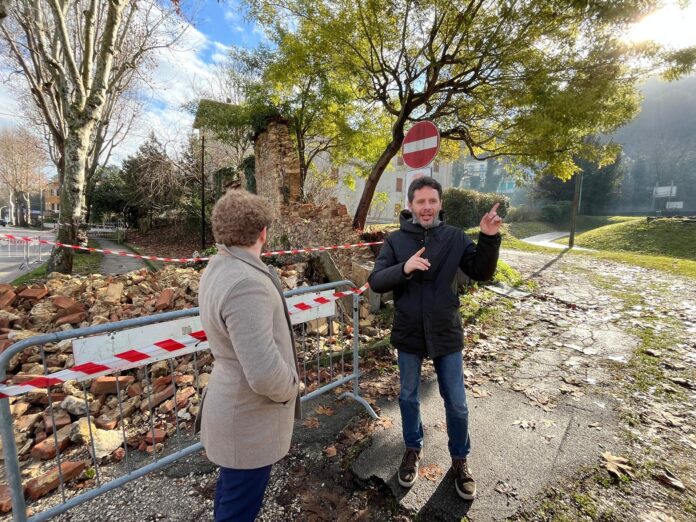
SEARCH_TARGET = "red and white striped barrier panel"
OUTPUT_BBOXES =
[0,233,384,263]
[0,283,370,398]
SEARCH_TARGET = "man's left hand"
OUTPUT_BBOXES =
[479,202,503,235]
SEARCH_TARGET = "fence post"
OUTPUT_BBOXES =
[0,396,29,522]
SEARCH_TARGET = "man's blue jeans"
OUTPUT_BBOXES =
[398,350,471,459]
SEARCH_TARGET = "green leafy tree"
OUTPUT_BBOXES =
[248,0,696,229]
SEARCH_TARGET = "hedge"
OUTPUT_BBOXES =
[442,189,510,229]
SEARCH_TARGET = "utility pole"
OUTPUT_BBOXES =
[568,171,583,249]
[200,134,206,251]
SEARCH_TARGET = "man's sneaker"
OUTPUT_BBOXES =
[398,448,422,487]
[452,458,476,499]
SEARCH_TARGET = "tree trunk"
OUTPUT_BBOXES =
[352,132,405,229]
[46,125,90,274]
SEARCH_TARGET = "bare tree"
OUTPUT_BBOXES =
[0,0,186,272]
[0,128,48,226]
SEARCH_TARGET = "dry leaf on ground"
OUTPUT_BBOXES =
[323,445,337,457]
[418,464,444,482]
[303,417,320,429]
[601,451,634,478]
[314,405,335,416]
[655,470,685,491]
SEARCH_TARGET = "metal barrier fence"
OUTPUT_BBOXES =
[0,280,376,521]
[0,238,49,269]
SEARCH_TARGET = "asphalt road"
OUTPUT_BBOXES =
[0,226,55,283]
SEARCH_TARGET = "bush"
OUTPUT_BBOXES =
[442,189,509,229]
[556,201,572,222]
[540,204,561,223]
[506,205,541,223]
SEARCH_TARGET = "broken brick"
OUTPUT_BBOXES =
[90,376,135,395]
[24,460,87,500]
[55,311,87,325]
[155,289,175,310]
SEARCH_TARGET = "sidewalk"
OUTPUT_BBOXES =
[351,375,618,521]
[95,238,147,275]
[521,232,594,251]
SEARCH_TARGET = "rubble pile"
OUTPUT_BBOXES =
[0,260,385,511]
[0,267,211,508]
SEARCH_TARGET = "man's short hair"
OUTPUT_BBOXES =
[211,189,275,247]
[408,177,442,203]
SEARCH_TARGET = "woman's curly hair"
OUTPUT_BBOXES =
[211,189,275,247]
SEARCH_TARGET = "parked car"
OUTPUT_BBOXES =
[0,218,7,226]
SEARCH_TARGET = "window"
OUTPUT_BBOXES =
[396,178,403,192]
[433,161,439,173]
[397,155,404,166]
[330,166,339,180]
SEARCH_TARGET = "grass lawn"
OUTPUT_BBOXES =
[12,240,104,285]
[559,218,696,261]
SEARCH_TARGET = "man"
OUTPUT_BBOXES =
[198,189,300,521]
[368,177,502,500]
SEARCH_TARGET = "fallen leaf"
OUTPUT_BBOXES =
[472,386,490,398]
[601,452,634,478]
[655,470,685,491]
[323,445,337,457]
[588,423,602,431]
[314,405,335,416]
[512,419,536,430]
[540,419,556,429]
[303,417,320,429]
[418,464,443,482]
[494,480,518,497]
[377,416,393,429]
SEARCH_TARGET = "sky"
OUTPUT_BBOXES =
[0,0,695,169]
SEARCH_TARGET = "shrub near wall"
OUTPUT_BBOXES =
[442,189,510,229]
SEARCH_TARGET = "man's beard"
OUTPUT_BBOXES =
[412,215,441,229]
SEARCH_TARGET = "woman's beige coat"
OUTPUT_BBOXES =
[198,245,299,469]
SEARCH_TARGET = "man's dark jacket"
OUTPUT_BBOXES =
[368,210,501,359]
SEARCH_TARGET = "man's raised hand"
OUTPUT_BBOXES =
[404,247,431,275]
[479,202,503,236]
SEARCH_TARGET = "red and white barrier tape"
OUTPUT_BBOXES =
[0,233,383,263]
[0,283,370,398]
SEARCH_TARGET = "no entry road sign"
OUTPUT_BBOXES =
[402,121,440,169]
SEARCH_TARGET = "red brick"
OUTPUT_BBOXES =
[0,283,13,294]
[90,376,135,395]
[43,409,71,434]
[18,286,48,301]
[174,375,194,386]
[144,428,167,445]
[30,425,72,460]
[155,289,175,310]
[140,384,174,412]
[0,339,13,353]
[0,484,11,513]
[36,393,67,406]
[52,296,78,310]
[24,460,87,500]
[94,414,118,430]
[175,386,196,409]
[0,291,16,309]
[153,375,172,393]
[127,383,143,397]
[112,447,125,461]
[55,312,87,326]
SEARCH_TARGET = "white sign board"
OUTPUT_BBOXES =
[653,185,677,198]
[666,201,684,209]
[72,316,206,382]
[286,290,336,325]
[404,168,432,207]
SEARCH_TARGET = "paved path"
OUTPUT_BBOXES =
[95,238,147,275]
[521,231,593,251]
